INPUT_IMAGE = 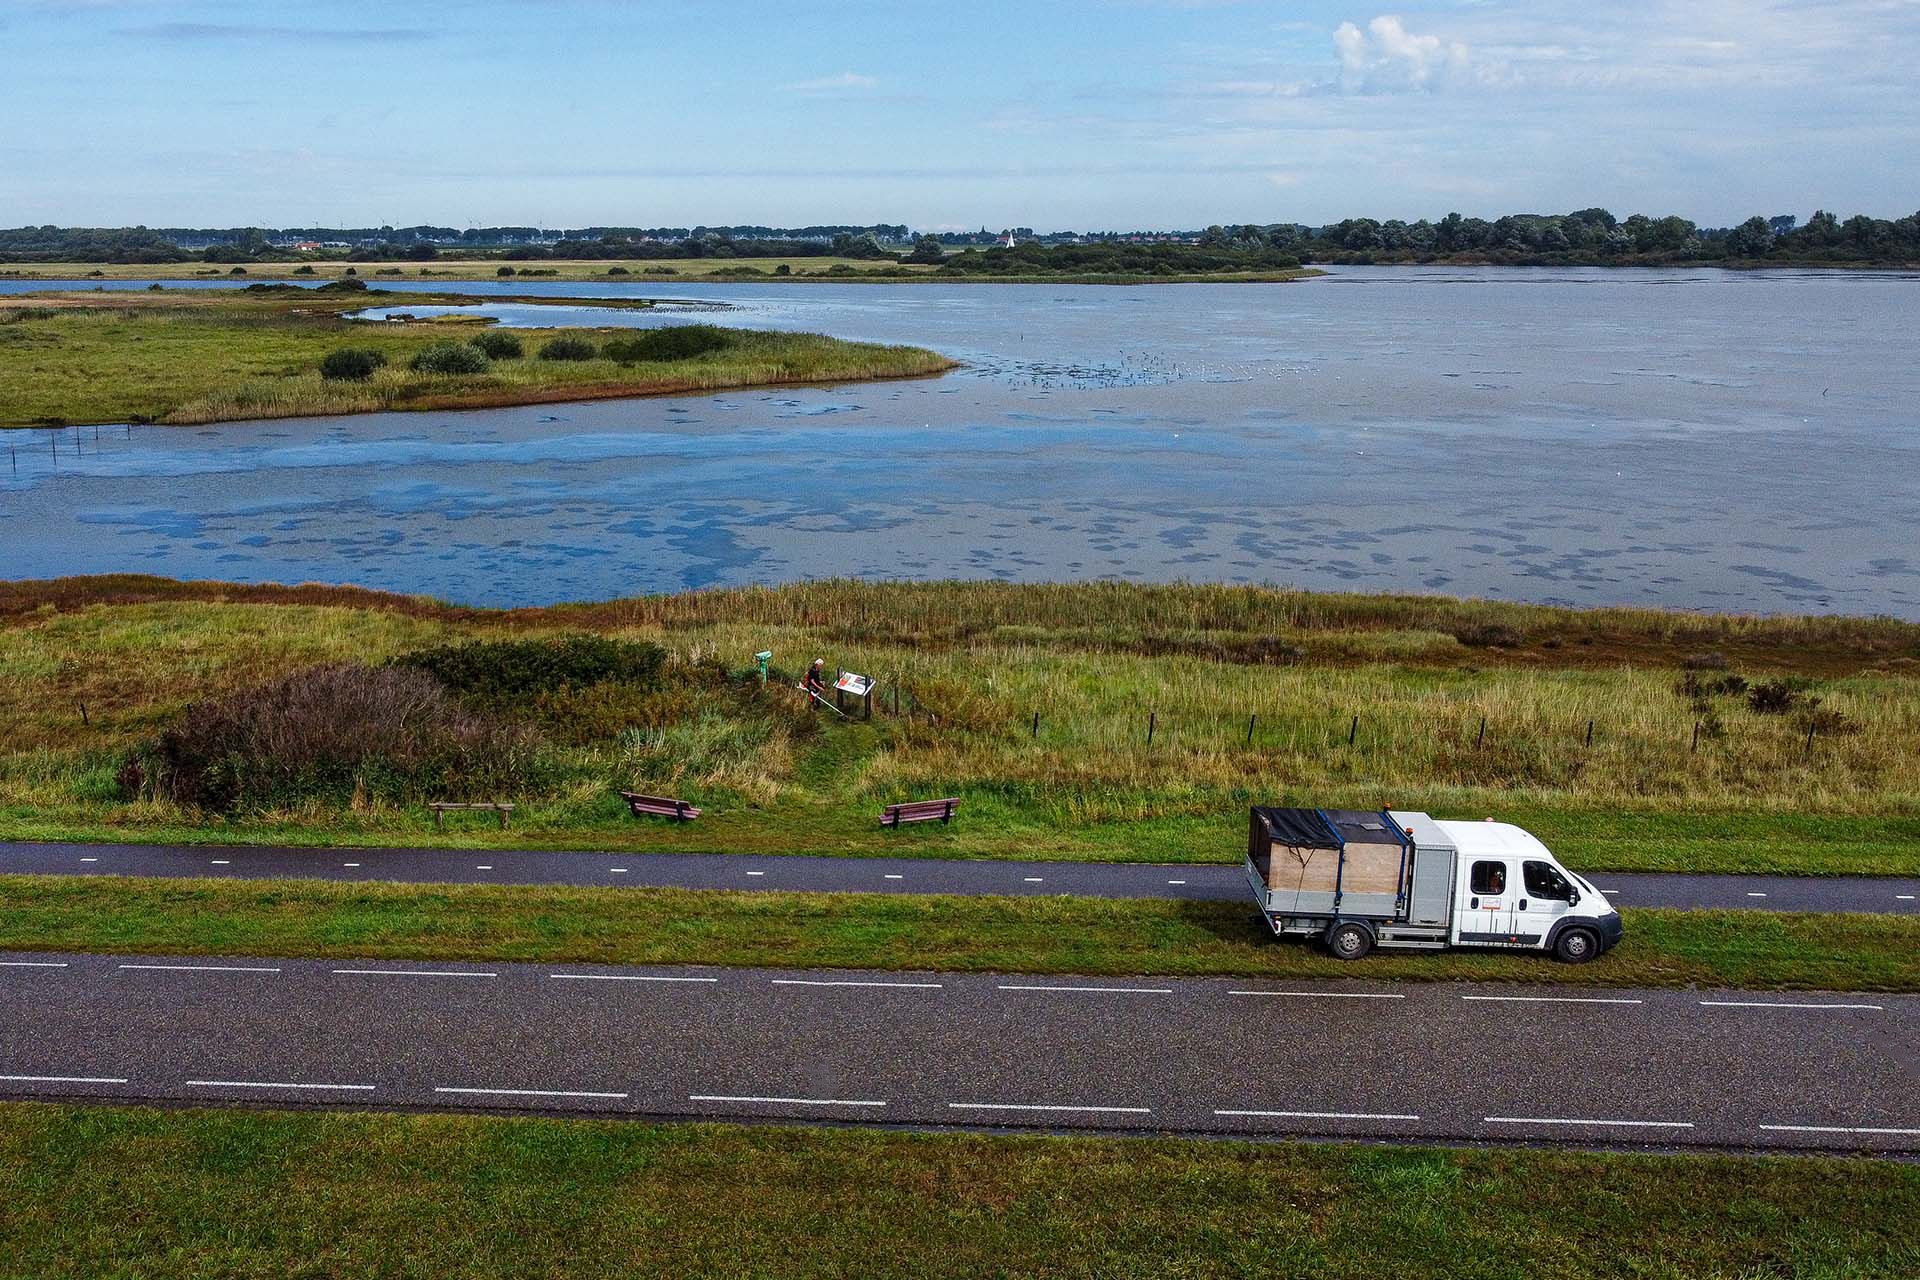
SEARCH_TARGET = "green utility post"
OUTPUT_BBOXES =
[754,651,772,687]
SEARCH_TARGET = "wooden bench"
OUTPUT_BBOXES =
[429,801,515,829]
[880,798,959,828]
[620,791,702,821]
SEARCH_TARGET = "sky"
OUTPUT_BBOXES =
[2,0,1916,230]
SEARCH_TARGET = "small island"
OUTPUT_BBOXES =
[0,281,956,428]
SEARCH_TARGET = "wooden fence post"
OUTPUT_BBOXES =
[1246,714,1256,746]
[1475,717,1486,749]
[1585,719,1594,748]
[1147,711,1156,745]
[1691,721,1701,753]
[1348,715,1358,746]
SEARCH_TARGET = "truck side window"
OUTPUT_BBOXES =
[1524,860,1570,900]
[1470,860,1506,895]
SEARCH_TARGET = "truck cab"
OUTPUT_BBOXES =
[1435,819,1622,963]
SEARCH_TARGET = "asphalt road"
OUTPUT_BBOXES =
[1,949,1913,1155]
[4,841,1917,913]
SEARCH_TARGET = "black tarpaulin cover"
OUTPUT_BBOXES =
[1251,806,1341,848]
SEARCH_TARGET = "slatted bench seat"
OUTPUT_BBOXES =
[880,797,959,828]
[620,791,702,821]
[429,801,515,829]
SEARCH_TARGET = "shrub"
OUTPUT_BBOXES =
[118,664,534,813]
[1748,678,1810,715]
[642,267,678,275]
[409,341,491,375]
[319,347,388,382]
[393,634,666,712]
[471,331,524,360]
[606,266,630,276]
[315,277,368,293]
[602,325,733,364]
[496,266,516,277]
[375,268,401,276]
[538,335,600,362]
[292,265,316,276]
[773,263,791,276]
[228,267,248,275]
[1454,622,1523,649]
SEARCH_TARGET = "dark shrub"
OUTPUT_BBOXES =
[120,664,533,813]
[375,268,401,276]
[538,335,600,362]
[471,330,524,359]
[394,635,666,715]
[606,266,630,276]
[1454,622,1523,648]
[602,325,733,364]
[319,347,388,382]
[315,277,368,293]
[292,265,316,275]
[1748,678,1809,715]
[409,341,492,374]
[773,263,791,276]
[228,267,248,275]
[496,266,516,277]
[1709,673,1749,697]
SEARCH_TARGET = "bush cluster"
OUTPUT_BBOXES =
[409,341,491,374]
[392,634,667,711]
[602,325,733,364]
[117,664,533,813]
[538,335,600,362]
[1454,622,1523,649]
[319,347,388,382]
[470,331,524,360]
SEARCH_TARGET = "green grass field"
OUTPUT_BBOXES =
[0,1104,1912,1280]
[3,579,1917,875]
[4,876,1915,991]
[0,288,952,426]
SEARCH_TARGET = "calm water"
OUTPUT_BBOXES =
[4,268,1918,615]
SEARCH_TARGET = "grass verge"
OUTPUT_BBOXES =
[0,1103,1913,1280]
[3,875,1916,991]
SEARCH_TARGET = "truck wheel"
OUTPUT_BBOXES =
[1327,922,1373,961]
[1553,927,1599,964]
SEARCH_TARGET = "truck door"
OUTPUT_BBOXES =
[1513,859,1574,949]
[1456,857,1516,944]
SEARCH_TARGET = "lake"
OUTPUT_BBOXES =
[3,267,1918,615]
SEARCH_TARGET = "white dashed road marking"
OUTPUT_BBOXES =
[0,1074,129,1085]
[1462,995,1643,1005]
[772,978,943,989]
[1230,990,1405,1000]
[332,968,497,979]
[1759,1123,1920,1136]
[549,973,717,983]
[1700,1000,1883,1011]
[1485,1116,1693,1129]
[437,1086,627,1100]
[998,983,1172,995]
[691,1094,885,1107]
[949,1102,1150,1115]
[187,1080,374,1092]
[1217,1109,1420,1122]
[118,963,280,974]
[0,961,68,968]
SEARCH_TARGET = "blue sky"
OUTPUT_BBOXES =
[3,0,1916,229]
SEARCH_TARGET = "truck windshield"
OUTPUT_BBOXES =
[1523,860,1572,901]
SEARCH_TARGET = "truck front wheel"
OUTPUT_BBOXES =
[1326,921,1373,961]
[1553,927,1599,964]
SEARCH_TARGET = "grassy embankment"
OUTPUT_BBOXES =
[5,1105,1911,1280]
[0,257,1324,285]
[0,286,953,427]
[4,578,1919,876]
[4,875,1917,991]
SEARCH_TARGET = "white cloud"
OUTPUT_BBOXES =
[779,71,879,94]
[1333,15,1473,92]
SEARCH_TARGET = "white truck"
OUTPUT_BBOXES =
[1246,807,1623,962]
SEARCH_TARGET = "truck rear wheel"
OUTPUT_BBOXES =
[1553,927,1599,964]
[1326,921,1373,961]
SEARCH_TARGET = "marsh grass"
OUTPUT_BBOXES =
[0,293,952,426]
[3,585,1918,871]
